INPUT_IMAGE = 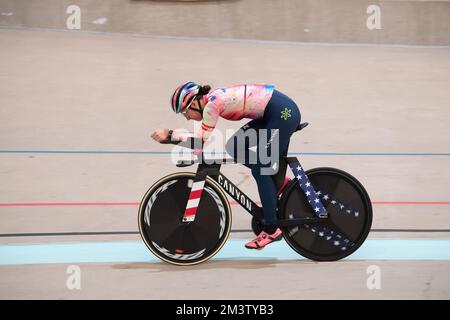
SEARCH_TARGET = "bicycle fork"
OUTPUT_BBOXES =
[182,172,207,223]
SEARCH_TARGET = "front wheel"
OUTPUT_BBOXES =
[138,172,232,266]
[278,167,372,261]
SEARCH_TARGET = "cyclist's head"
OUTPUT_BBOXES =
[171,82,211,116]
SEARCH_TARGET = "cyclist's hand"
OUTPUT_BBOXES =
[150,128,169,143]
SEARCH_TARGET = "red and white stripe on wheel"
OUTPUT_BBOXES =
[182,180,205,222]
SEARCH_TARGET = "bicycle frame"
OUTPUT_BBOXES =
[180,146,328,226]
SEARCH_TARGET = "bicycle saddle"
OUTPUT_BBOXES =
[296,122,309,132]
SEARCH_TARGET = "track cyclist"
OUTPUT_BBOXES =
[151,82,302,250]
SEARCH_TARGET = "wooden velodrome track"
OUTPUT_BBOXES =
[0,28,449,299]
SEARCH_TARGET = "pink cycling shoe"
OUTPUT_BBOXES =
[245,228,283,250]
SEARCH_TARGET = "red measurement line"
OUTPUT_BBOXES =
[0,202,140,207]
[229,201,450,205]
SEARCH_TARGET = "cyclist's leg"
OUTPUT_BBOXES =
[250,90,301,233]
[224,90,301,237]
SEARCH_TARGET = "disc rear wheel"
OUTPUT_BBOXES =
[279,167,372,261]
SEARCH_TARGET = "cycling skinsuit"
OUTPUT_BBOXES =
[202,84,301,227]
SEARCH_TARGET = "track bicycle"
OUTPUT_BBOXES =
[138,122,372,265]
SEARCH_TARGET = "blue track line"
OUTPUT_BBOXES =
[1,150,449,156]
[1,239,450,265]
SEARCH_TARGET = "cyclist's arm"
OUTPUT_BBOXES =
[199,101,221,142]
